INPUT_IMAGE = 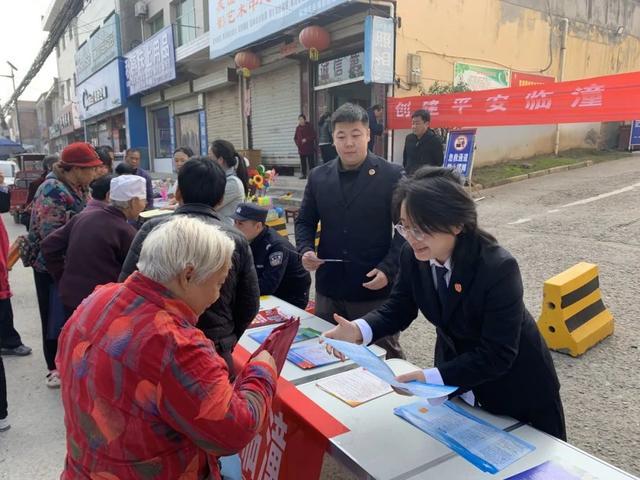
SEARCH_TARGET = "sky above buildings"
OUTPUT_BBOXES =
[0,0,58,104]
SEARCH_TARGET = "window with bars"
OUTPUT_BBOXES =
[175,0,196,46]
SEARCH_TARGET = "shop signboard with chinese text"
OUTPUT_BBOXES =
[630,120,640,150]
[209,0,351,59]
[386,71,640,129]
[77,58,126,121]
[364,16,395,85]
[454,62,510,91]
[125,26,176,96]
[75,14,121,84]
[444,129,476,179]
[316,52,364,89]
[58,103,82,135]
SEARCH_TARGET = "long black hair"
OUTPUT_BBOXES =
[210,139,248,195]
[95,146,113,172]
[393,167,497,251]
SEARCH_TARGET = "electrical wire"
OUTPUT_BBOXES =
[1,0,84,118]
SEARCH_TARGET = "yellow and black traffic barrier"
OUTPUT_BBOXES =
[538,262,614,357]
[266,217,289,238]
[315,222,321,249]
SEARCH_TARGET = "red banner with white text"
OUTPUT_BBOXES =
[233,346,349,480]
[387,70,640,129]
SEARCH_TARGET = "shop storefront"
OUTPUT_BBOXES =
[77,58,129,154]
[126,26,179,172]
[208,0,395,167]
[77,12,147,160]
[250,61,302,166]
[200,65,243,150]
[58,102,84,146]
[140,85,208,174]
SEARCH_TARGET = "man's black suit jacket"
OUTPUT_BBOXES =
[295,153,404,302]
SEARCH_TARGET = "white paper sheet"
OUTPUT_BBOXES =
[316,367,393,406]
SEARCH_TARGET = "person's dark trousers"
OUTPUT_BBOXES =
[63,306,75,322]
[319,145,337,164]
[315,292,405,359]
[0,355,7,419]
[0,299,22,349]
[33,269,58,371]
[299,154,315,178]
[517,395,567,441]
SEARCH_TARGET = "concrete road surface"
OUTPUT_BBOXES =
[2,155,639,479]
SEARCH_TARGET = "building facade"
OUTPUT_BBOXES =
[392,0,640,164]
[38,0,640,170]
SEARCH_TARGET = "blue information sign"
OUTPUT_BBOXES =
[630,120,640,150]
[444,129,477,179]
[169,116,176,157]
[364,16,395,85]
[199,110,208,156]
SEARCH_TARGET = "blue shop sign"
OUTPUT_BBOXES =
[444,129,477,179]
[77,58,126,121]
[209,0,351,59]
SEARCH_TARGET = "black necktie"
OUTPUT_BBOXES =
[434,265,449,308]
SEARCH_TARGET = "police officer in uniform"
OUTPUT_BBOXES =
[232,203,311,309]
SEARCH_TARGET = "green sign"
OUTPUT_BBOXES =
[454,62,510,91]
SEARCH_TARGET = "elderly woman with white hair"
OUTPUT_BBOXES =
[55,216,277,480]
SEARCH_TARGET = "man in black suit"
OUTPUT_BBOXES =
[295,103,405,359]
[403,109,444,175]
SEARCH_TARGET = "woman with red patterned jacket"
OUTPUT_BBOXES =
[56,216,278,480]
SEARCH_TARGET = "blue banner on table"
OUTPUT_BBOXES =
[209,0,351,59]
[364,16,395,85]
[125,26,176,96]
[630,120,640,149]
[444,129,477,178]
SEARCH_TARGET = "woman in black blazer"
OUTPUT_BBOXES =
[325,167,566,440]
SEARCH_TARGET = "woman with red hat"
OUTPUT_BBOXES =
[25,142,100,388]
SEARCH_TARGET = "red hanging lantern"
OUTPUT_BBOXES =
[234,51,261,78]
[299,25,331,61]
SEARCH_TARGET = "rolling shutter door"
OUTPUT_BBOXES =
[206,85,243,149]
[251,63,301,166]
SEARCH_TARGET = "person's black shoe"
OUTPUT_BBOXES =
[0,344,32,356]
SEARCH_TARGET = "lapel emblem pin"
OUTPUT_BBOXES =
[454,283,462,293]
[369,168,376,176]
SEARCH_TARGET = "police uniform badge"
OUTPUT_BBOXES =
[269,251,284,267]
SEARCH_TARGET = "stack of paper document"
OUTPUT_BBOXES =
[323,338,458,399]
[395,401,535,474]
[248,308,290,329]
[249,326,320,345]
[287,343,340,369]
[316,368,393,407]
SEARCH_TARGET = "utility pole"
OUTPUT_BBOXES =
[0,61,22,143]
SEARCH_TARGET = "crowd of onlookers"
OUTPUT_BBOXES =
[1,103,566,479]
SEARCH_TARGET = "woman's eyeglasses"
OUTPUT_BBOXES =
[394,224,426,242]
